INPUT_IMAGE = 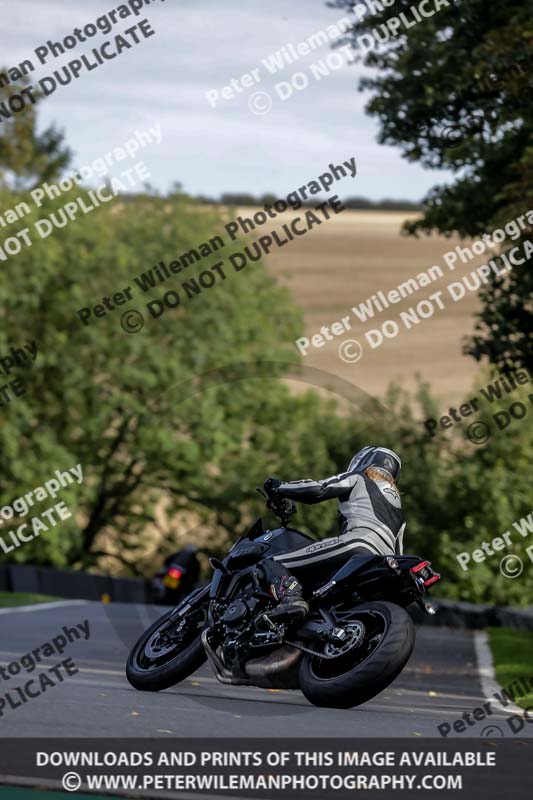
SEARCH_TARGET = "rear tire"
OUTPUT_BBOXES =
[126,607,207,692]
[299,601,414,709]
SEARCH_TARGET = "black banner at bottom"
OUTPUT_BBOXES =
[0,738,530,800]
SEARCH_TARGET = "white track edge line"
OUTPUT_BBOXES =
[473,629,523,714]
[0,600,90,615]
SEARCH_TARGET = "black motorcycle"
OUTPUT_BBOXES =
[149,547,201,605]
[126,491,440,709]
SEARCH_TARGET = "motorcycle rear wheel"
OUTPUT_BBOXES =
[126,607,207,691]
[298,601,414,709]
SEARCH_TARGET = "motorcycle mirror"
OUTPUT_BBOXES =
[209,556,227,574]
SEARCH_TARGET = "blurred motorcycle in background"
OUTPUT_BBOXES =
[149,544,201,605]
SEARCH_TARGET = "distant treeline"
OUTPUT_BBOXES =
[195,193,423,212]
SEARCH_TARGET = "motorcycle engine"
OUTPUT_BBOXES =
[221,600,250,628]
[207,592,302,690]
[216,594,275,671]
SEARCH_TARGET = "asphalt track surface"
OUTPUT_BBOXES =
[0,600,529,739]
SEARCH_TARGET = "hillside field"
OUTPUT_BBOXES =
[247,208,488,407]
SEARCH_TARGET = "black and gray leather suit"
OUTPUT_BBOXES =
[260,464,405,600]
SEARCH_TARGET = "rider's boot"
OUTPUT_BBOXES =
[267,576,309,622]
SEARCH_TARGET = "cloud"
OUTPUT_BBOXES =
[1,0,453,200]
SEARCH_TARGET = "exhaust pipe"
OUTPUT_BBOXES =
[244,645,302,689]
[201,630,249,686]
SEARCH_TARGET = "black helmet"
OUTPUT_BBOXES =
[348,446,402,483]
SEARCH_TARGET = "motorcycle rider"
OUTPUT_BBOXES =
[260,446,405,622]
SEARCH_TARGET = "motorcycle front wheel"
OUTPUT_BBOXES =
[126,605,207,692]
[298,601,415,709]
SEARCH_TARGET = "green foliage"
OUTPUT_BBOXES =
[435,381,533,606]
[0,69,71,189]
[294,375,533,608]
[198,193,422,211]
[0,188,530,606]
[328,0,533,372]
[0,187,309,569]
[1,187,530,609]
[0,591,62,607]
[397,373,533,606]
[488,627,533,707]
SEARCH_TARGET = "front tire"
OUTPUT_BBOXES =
[126,606,207,692]
[299,601,415,709]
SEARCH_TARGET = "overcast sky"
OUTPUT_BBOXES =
[3,0,453,200]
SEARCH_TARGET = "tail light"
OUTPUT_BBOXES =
[167,567,183,580]
[411,560,441,588]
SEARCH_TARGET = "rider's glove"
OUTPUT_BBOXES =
[264,477,282,498]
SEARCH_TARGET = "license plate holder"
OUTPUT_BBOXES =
[410,560,440,589]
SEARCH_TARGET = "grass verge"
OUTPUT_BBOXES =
[487,626,533,708]
[0,591,63,607]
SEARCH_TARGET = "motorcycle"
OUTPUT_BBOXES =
[126,490,440,708]
[149,551,200,605]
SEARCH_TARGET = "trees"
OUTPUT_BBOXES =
[329,0,533,372]
[430,379,533,607]
[2,182,383,572]
[0,70,71,190]
[0,181,530,606]
[0,185,310,569]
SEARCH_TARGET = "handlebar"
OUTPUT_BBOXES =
[256,486,297,526]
